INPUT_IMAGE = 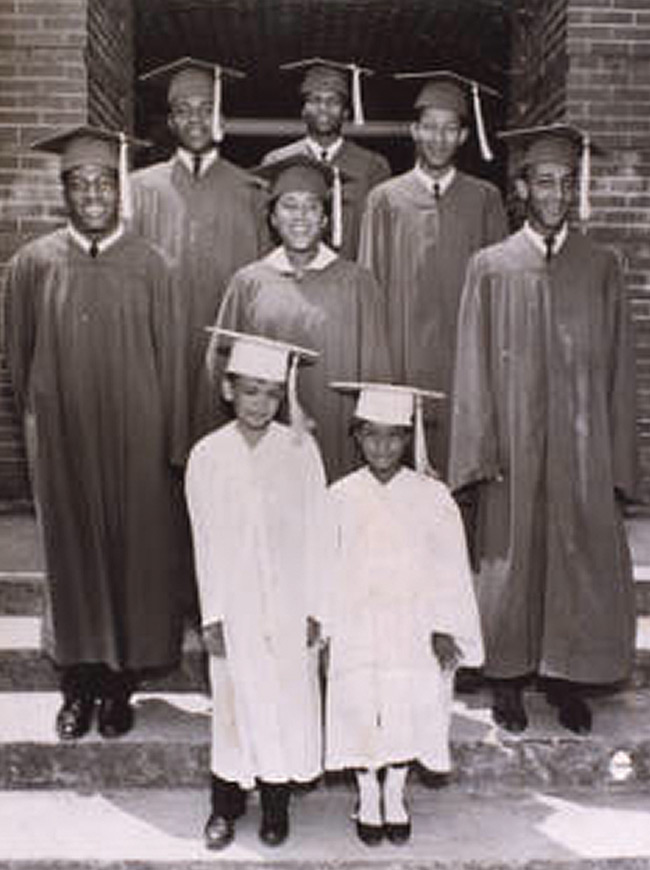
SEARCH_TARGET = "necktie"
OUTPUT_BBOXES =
[320,149,329,163]
[89,239,99,258]
[544,234,555,262]
[433,182,441,200]
[192,154,202,178]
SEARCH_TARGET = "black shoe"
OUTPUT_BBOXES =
[557,695,592,735]
[204,812,235,850]
[492,683,528,733]
[97,696,134,738]
[384,820,411,845]
[356,820,384,845]
[56,696,95,740]
[259,813,289,846]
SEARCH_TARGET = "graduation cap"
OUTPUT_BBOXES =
[253,153,346,249]
[394,70,500,162]
[330,381,444,475]
[498,123,602,223]
[139,57,245,144]
[208,328,318,434]
[30,125,147,222]
[281,57,373,126]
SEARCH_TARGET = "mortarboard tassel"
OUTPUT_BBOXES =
[579,132,591,229]
[472,82,493,162]
[414,394,433,475]
[212,65,224,143]
[349,64,365,126]
[118,132,133,222]
[331,166,343,249]
[287,352,312,440]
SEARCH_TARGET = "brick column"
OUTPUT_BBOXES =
[510,0,650,502]
[0,0,133,503]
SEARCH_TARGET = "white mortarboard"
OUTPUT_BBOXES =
[498,122,602,224]
[139,56,245,144]
[207,328,318,434]
[394,70,500,162]
[30,125,147,221]
[281,57,374,126]
[330,381,444,474]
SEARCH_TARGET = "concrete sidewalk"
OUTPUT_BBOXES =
[0,784,650,867]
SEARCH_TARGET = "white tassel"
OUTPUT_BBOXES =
[118,132,132,222]
[288,352,311,441]
[414,394,432,475]
[472,82,493,162]
[331,165,343,249]
[212,65,224,143]
[579,132,591,229]
[349,64,365,126]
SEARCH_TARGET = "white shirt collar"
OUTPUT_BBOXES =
[414,164,456,197]
[305,137,344,163]
[176,147,218,177]
[263,243,338,274]
[523,221,569,257]
[67,223,125,255]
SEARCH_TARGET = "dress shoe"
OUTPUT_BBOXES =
[557,695,592,734]
[259,812,289,846]
[356,820,384,845]
[492,683,528,733]
[97,696,134,738]
[384,820,412,845]
[56,696,95,740]
[204,812,235,850]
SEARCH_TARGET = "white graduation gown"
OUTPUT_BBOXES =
[325,467,483,772]
[185,421,327,788]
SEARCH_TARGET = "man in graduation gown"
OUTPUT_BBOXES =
[263,59,391,260]
[212,155,393,483]
[3,127,187,740]
[131,58,268,444]
[358,72,507,478]
[449,124,638,735]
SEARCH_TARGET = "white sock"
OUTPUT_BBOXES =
[383,764,409,824]
[355,768,381,826]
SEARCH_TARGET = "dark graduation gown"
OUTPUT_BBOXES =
[448,229,637,684]
[130,155,268,445]
[358,169,507,478]
[215,249,393,482]
[4,229,187,670]
[263,138,391,260]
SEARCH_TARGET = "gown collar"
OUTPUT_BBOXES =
[263,243,338,274]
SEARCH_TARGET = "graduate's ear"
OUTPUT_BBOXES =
[221,376,235,403]
[409,121,420,144]
[458,126,469,148]
[515,176,530,203]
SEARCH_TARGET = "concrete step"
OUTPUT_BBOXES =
[0,616,209,692]
[2,688,650,792]
[1,785,650,868]
[2,615,650,692]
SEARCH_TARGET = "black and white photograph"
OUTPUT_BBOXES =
[1,0,650,864]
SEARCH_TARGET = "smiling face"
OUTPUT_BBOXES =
[270,190,327,254]
[517,161,575,235]
[223,374,285,443]
[168,95,215,154]
[355,420,411,484]
[63,164,119,236]
[411,106,468,175]
[302,88,348,139]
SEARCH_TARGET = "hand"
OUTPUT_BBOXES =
[431,632,463,671]
[307,616,321,648]
[203,621,226,657]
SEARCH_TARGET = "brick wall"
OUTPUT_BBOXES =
[510,0,650,503]
[0,0,134,502]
